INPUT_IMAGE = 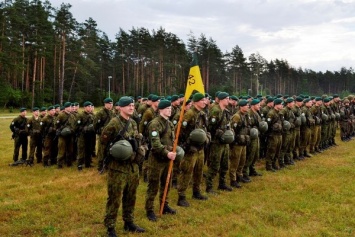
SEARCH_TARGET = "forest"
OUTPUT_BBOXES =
[1,0,355,108]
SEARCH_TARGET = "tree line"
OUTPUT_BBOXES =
[1,0,354,108]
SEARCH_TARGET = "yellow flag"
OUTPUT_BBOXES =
[184,52,205,100]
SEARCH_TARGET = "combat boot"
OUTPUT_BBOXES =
[146,210,157,222]
[265,163,276,172]
[272,162,280,170]
[218,183,233,191]
[206,186,218,195]
[241,174,251,183]
[304,151,313,157]
[123,221,145,233]
[230,180,242,188]
[192,191,208,200]
[249,167,262,176]
[162,204,177,215]
[107,227,117,237]
[177,195,190,207]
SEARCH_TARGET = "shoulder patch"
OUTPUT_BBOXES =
[40,122,43,126]
[77,120,81,124]
[152,131,158,137]
[211,117,216,123]
[173,120,177,125]
[182,121,187,127]
[27,124,30,127]
[267,118,271,122]
[233,123,238,127]
[144,121,147,125]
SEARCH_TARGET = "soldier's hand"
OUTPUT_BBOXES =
[167,152,176,160]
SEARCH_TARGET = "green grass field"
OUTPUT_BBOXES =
[0,115,354,237]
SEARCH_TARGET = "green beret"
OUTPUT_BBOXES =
[276,94,283,98]
[32,107,39,111]
[218,92,229,100]
[285,98,294,103]
[60,106,65,111]
[304,98,311,103]
[71,103,75,107]
[115,101,120,106]
[137,96,142,99]
[171,95,179,102]
[64,102,72,108]
[74,102,79,106]
[83,101,93,107]
[257,94,263,98]
[158,99,171,109]
[295,97,304,102]
[239,99,248,107]
[142,98,147,102]
[47,106,55,111]
[215,91,221,97]
[283,95,289,99]
[315,97,322,101]
[230,95,239,101]
[333,94,339,98]
[266,97,274,103]
[250,99,260,105]
[103,98,113,103]
[151,95,160,102]
[147,94,154,100]
[118,96,134,107]
[179,94,184,98]
[40,107,47,112]
[54,104,60,108]
[20,107,27,112]
[310,96,316,100]
[192,93,205,102]
[323,98,331,103]
[186,99,192,105]
[274,98,283,105]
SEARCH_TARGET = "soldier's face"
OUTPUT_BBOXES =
[194,98,206,109]
[33,110,39,116]
[120,103,135,117]
[160,106,172,118]
[21,111,27,117]
[105,102,113,110]
[49,109,55,116]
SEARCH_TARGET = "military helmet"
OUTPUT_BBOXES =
[300,113,307,125]
[61,127,72,136]
[189,128,207,145]
[283,120,291,131]
[250,128,259,139]
[110,140,133,161]
[258,121,268,133]
[294,117,302,126]
[335,112,340,120]
[220,129,235,144]
[175,146,185,162]
[321,113,328,121]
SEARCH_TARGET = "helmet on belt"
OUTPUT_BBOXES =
[189,128,207,145]
[220,130,235,144]
[283,120,291,131]
[258,121,268,133]
[250,128,259,139]
[300,114,307,125]
[322,113,328,122]
[110,140,133,161]
[175,146,185,162]
[61,127,72,136]
[294,117,302,126]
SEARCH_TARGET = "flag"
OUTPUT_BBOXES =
[184,51,205,100]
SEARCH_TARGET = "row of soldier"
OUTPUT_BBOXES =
[9,92,353,236]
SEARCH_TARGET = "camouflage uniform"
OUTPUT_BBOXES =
[246,108,261,175]
[177,106,209,203]
[292,104,303,160]
[145,115,175,213]
[101,116,141,229]
[55,111,75,167]
[265,108,283,171]
[339,102,351,140]
[10,115,28,162]
[310,104,322,153]
[279,105,296,166]
[300,104,315,157]
[41,113,56,166]
[205,105,232,192]
[76,110,95,169]
[94,107,114,171]
[27,114,43,163]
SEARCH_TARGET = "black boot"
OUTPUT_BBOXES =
[107,228,117,237]
[266,163,275,172]
[230,180,242,188]
[217,183,233,191]
[241,174,251,183]
[162,204,177,215]
[124,221,145,233]
[192,191,208,200]
[249,167,262,176]
[177,195,190,207]
[146,210,157,222]
[206,185,218,195]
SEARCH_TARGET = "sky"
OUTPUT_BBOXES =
[49,0,355,72]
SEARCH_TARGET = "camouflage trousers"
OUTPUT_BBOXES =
[244,137,260,175]
[177,148,204,197]
[104,164,139,228]
[13,135,28,161]
[292,128,301,157]
[229,145,246,182]
[265,134,282,167]
[77,133,95,167]
[310,125,321,152]
[28,135,43,163]
[145,155,171,212]
[321,123,330,145]
[280,131,293,165]
[43,136,55,165]
[205,143,230,188]
[57,135,73,166]
[300,126,312,155]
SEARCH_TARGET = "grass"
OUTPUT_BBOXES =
[0,115,354,237]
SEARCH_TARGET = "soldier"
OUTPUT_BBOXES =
[10,108,28,163]
[229,99,250,188]
[292,97,304,161]
[145,100,177,222]
[300,98,315,158]
[27,107,43,164]
[55,102,76,168]
[94,98,114,171]
[39,107,47,119]
[246,99,263,177]
[170,95,181,126]
[76,101,96,170]
[228,95,239,115]
[177,93,209,207]
[310,97,323,153]
[265,98,284,171]
[339,98,351,141]
[260,97,274,159]
[320,98,331,150]
[101,96,145,236]
[205,92,233,193]
[71,102,80,163]
[41,106,57,166]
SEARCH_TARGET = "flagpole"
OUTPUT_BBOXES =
[159,97,187,216]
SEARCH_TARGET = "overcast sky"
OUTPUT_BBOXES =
[50,0,355,72]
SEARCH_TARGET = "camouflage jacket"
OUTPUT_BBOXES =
[94,108,114,134]
[27,115,42,137]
